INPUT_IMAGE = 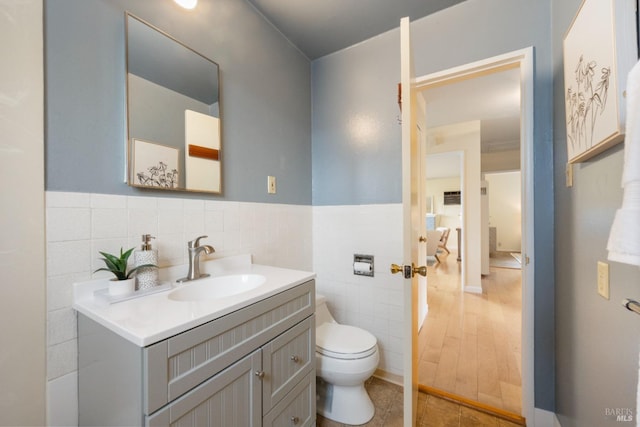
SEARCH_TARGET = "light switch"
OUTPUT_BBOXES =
[267,176,276,194]
[597,261,609,300]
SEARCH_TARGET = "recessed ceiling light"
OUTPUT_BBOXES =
[174,0,197,10]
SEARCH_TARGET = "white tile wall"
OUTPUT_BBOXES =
[312,204,405,375]
[45,191,313,421]
[45,193,404,421]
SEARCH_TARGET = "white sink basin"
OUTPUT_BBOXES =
[168,274,267,302]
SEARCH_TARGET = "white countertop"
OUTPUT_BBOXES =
[73,255,315,346]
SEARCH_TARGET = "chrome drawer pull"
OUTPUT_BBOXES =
[290,355,300,363]
[255,370,265,379]
[291,416,300,424]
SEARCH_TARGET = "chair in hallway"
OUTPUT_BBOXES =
[426,229,441,264]
[436,227,450,254]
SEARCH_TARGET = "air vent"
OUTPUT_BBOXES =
[444,191,461,205]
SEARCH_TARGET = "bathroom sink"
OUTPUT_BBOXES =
[168,274,267,302]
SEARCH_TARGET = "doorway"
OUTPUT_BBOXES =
[411,48,534,420]
[418,245,523,413]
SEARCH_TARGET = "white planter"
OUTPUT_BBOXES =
[108,278,135,296]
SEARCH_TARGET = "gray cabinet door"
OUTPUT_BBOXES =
[261,315,315,414]
[263,372,315,427]
[147,349,262,427]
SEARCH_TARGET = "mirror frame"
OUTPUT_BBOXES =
[125,12,223,194]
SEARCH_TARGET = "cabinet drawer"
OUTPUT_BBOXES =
[145,280,315,414]
[263,371,315,427]
[262,315,315,414]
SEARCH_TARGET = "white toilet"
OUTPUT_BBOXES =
[315,294,380,425]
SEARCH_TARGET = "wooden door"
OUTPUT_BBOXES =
[399,16,427,427]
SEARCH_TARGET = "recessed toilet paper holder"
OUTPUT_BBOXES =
[353,254,374,277]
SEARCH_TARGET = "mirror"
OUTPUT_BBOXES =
[126,13,222,193]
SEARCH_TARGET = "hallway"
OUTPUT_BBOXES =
[418,251,522,414]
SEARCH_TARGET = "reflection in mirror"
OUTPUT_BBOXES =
[126,13,221,193]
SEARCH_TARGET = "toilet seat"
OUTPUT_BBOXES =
[316,323,377,360]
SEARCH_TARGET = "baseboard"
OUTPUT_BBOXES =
[530,408,559,427]
[419,384,526,426]
[373,369,403,386]
[555,412,562,427]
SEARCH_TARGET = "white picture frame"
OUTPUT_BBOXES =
[132,139,180,189]
[563,0,638,163]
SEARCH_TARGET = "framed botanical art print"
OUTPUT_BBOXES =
[563,0,638,163]
[132,139,180,189]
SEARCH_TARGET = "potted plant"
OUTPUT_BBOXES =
[95,247,157,296]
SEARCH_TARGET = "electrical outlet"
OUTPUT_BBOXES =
[267,176,276,194]
[597,261,609,300]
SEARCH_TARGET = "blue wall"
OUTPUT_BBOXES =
[312,31,402,205]
[45,0,311,204]
[311,0,555,411]
[552,1,640,426]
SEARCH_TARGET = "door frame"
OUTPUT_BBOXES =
[411,47,535,422]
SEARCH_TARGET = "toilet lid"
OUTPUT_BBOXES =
[316,323,377,359]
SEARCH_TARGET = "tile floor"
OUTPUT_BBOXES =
[316,377,523,427]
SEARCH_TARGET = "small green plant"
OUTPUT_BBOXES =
[94,247,157,281]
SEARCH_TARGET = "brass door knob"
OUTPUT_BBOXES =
[390,264,403,274]
[412,263,427,277]
[419,236,427,242]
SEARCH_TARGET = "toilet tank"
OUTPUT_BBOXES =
[315,294,336,325]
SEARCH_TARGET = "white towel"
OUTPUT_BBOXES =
[624,60,640,184]
[637,347,640,427]
[607,60,640,267]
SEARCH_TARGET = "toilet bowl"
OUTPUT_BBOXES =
[315,294,379,425]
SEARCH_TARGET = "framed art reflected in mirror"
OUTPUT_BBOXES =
[132,139,180,189]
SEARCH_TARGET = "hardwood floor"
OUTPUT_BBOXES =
[417,250,522,414]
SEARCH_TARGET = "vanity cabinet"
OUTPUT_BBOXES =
[78,280,316,427]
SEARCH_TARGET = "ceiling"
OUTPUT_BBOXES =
[245,0,466,60]
[423,68,522,179]
[423,67,522,154]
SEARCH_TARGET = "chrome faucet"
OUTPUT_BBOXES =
[177,235,215,283]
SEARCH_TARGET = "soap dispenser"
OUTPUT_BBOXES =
[134,234,158,290]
